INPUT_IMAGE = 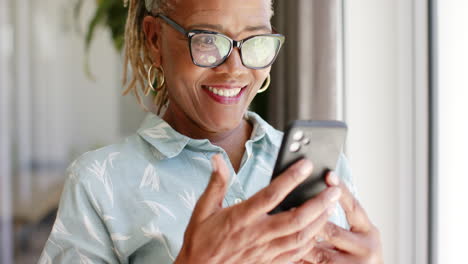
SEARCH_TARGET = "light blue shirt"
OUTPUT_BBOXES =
[39,111,356,264]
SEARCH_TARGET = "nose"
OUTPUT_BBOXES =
[213,48,247,75]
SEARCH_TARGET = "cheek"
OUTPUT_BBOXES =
[163,61,206,106]
[162,43,200,93]
[254,69,270,90]
[164,43,192,70]
[243,70,270,103]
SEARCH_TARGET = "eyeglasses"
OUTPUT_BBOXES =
[155,14,285,69]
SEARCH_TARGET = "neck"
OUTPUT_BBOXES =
[162,105,246,142]
[162,104,252,171]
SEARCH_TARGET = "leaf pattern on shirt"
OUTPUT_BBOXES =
[77,249,93,264]
[83,214,105,246]
[87,159,114,207]
[47,238,64,255]
[143,123,171,139]
[87,160,107,182]
[178,189,197,211]
[111,233,131,241]
[38,252,52,264]
[140,164,160,191]
[113,247,123,259]
[142,200,176,220]
[107,152,120,168]
[103,215,116,221]
[151,148,165,160]
[47,238,64,254]
[141,222,162,239]
[87,181,102,214]
[141,223,175,261]
[41,113,355,262]
[68,170,78,182]
[52,217,71,236]
[70,158,78,169]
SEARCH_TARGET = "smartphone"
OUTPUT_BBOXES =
[269,120,347,214]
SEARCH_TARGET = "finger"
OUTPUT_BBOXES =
[336,181,372,232]
[261,210,331,259]
[314,240,336,250]
[325,172,371,230]
[270,248,302,264]
[325,171,340,186]
[254,186,341,244]
[191,154,229,222]
[317,222,369,256]
[240,159,314,221]
[302,246,358,264]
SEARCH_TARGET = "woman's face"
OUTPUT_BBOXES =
[146,0,273,133]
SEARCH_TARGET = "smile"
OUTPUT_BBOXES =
[205,86,242,97]
[201,85,248,104]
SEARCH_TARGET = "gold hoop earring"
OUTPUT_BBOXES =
[147,65,165,93]
[257,74,270,93]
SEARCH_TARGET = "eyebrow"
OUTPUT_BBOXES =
[188,23,271,33]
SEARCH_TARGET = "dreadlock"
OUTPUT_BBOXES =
[122,0,174,114]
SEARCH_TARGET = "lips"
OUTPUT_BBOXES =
[201,84,248,104]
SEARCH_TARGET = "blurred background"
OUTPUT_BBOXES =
[1,0,467,263]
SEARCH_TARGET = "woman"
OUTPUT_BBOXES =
[40,0,383,263]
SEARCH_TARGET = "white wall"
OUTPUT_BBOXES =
[344,1,398,261]
[2,0,146,261]
[9,0,141,225]
[11,0,125,207]
[344,1,428,263]
[436,1,468,262]
[22,0,125,162]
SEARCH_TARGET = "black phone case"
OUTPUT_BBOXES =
[269,120,347,214]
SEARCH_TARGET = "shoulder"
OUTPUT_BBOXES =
[60,133,163,220]
[66,134,153,183]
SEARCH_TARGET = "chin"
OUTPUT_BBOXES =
[202,110,245,132]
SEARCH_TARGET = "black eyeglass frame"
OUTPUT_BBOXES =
[154,13,286,70]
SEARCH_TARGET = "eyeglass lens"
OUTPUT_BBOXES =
[190,34,282,68]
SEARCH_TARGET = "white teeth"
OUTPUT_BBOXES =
[206,86,242,97]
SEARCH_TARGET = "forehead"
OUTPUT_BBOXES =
[170,0,272,33]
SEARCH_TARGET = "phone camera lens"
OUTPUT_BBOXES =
[289,142,301,152]
[293,130,304,141]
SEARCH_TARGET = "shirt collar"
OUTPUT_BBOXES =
[137,111,282,160]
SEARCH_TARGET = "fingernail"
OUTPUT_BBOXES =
[299,160,313,176]
[328,172,340,186]
[327,188,341,202]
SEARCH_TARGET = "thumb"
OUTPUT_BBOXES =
[192,154,230,222]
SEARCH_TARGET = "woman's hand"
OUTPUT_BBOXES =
[299,174,384,264]
[174,154,342,264]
